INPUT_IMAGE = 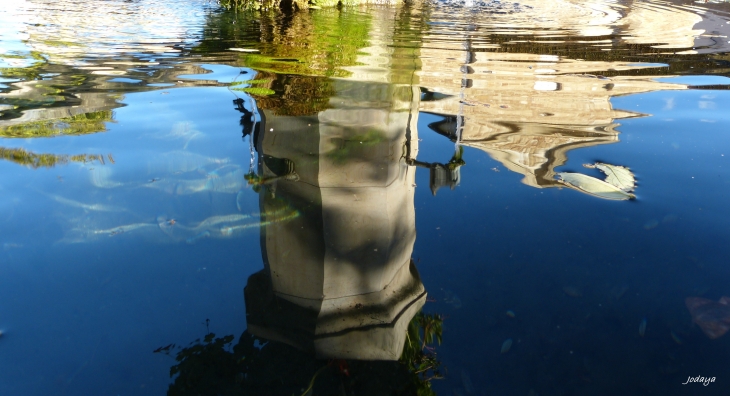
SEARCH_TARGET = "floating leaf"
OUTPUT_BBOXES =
[557,172,635,201]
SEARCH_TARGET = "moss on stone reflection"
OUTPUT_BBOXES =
[0,110,113,138]
[326,129,385,164]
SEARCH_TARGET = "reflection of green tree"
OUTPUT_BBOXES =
[198,9,370,77]
[220,0,364,12]
[244,9,370,77]
[0,147,104,168]
[157,310,443,396]
[0,110,113,138]
[249,74,336,116]
[196,8,372,116]
[218,0,276,11]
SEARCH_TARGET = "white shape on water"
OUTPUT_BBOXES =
[589,162,636,192]
[534,81,559,91]
[155,121,203,149]
[47,193,128,213]
[185,230,210,245]
[557,172,635,200]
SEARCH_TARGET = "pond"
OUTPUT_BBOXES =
[2,0,730,395]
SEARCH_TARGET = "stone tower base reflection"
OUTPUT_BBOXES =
[245,259,426,360]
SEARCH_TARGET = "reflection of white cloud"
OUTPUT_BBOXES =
[700,94,717,99]
[664,97,675,110]
[699,101,716,109]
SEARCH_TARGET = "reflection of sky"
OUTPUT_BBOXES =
[618,82,730,123]
[655,75,730,86]
[0,0,34,69]
[0,0,211,69]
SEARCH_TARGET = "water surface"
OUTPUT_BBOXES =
[2,0,730,395]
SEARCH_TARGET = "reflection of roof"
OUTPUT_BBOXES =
[417,48,688,188]
[462,124,619,188]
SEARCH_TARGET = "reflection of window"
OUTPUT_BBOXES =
[533,81,561,91]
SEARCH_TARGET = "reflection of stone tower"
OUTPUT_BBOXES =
[245,76,425,360]
[243,6,428,360]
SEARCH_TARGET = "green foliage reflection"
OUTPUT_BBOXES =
[243,10,370,79]
[252,74,336,115]
[401,312,444,395]
[0,147,105,168]
[157,310,444,396]
[0,110,112,138]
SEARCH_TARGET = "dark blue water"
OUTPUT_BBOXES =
[2,1,730,395]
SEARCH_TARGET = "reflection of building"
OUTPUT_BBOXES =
[426,0,730,52]
[415,0,730,187]
[418,47,688,188]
